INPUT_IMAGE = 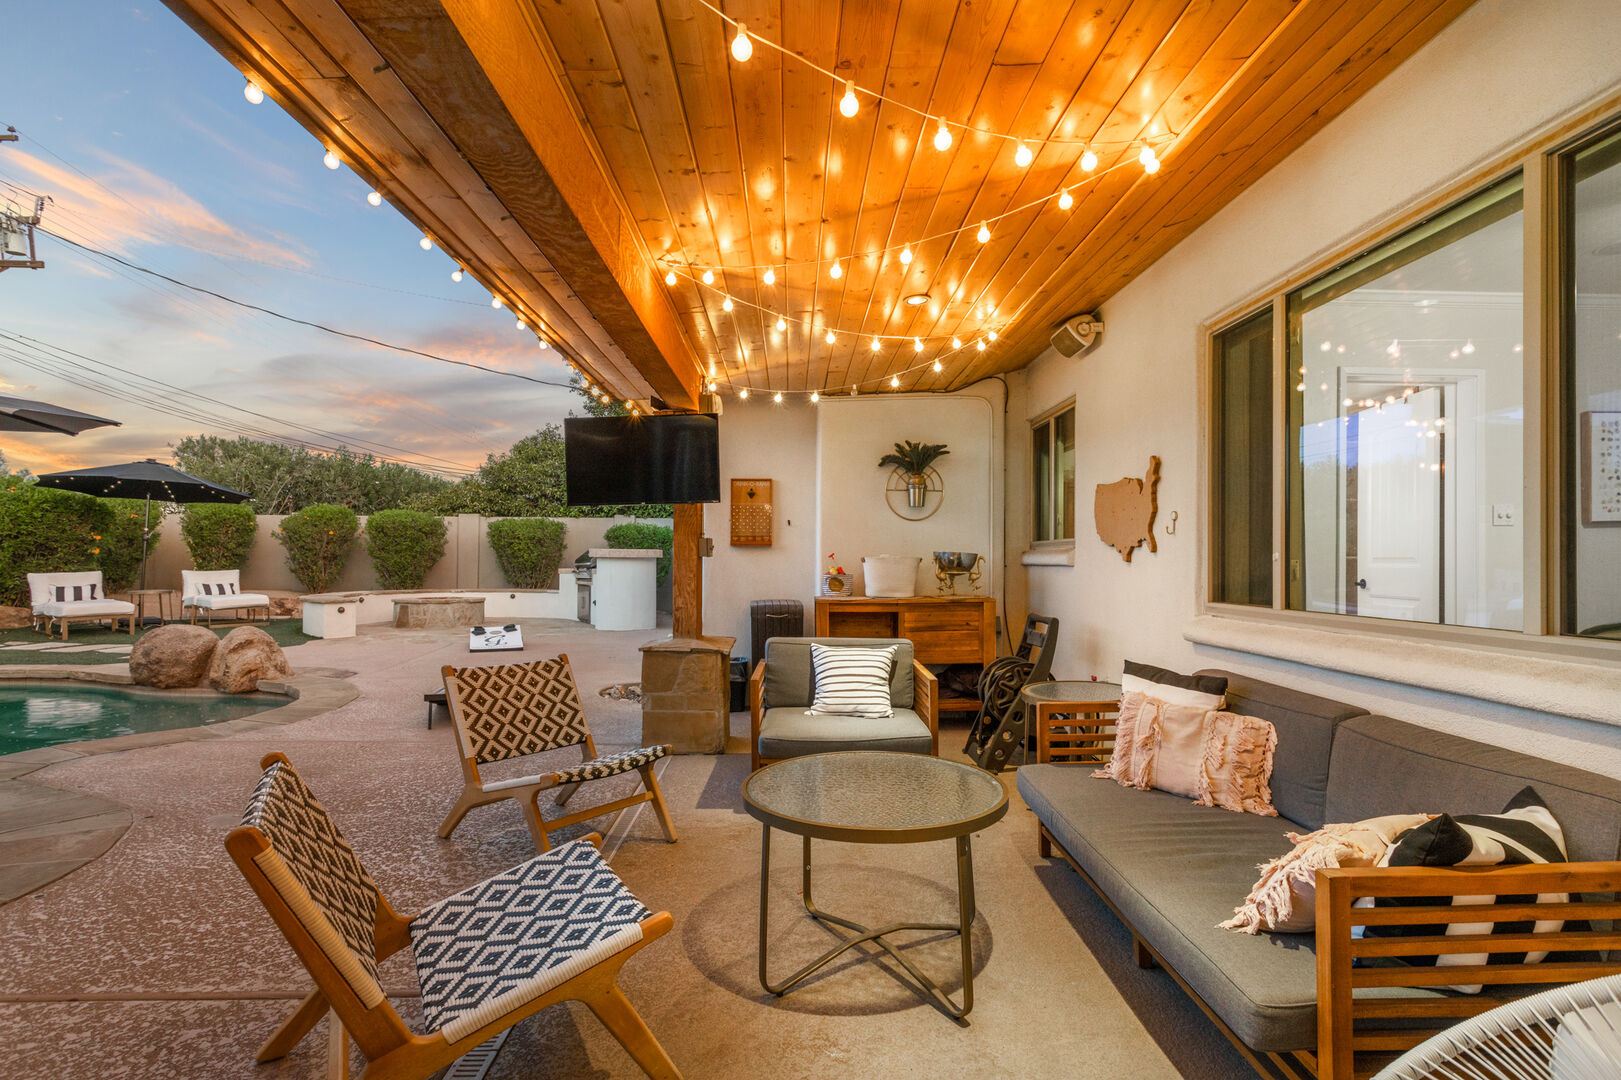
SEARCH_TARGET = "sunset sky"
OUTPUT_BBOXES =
[0,1,580,481]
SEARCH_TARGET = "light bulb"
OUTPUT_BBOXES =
[977,222,990,244]
[665,270,676,286]
[1320,340,1331,352]
[1461,339,1476,354]
[951,337,962,349]
[739,388,749,400]
[763,268,775,285]
[707,380,717,392]
[366,190,382,207]
[871,337,882,352]
[829,261,842,279]
[987,329,998,341]
[890,375,901,388]
[701,269,714,285]
[323,149,340,170]
[450,267,463,282]
[1143,154,1160,175]
[1080,148,1098,172]
[913,338,924,352]
[1139,144,1156,167]
[810,391,819,403]
[933,118,953,151]
[825,329,836,344]
[722,296,733,312]
[932,360,943,373]
[730,22,752,62]
[839,80,858,118]
[977,339,986,352]
[900,245,913,265]
[1058,188,1073,210]
[773,391,783,403]
[776,317,787,332]
[419,234,433,251]
[243,78,264,105]
[491,297,503,309]
[516,318,526,329]
[538,339,550,350]
[1014,142,1033,167]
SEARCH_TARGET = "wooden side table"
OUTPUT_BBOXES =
[128,588,176,627]
[1021,680,1124,766]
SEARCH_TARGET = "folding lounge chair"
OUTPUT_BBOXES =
[227,753,681,1080]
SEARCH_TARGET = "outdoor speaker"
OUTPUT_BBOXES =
[1051,313,1103,357]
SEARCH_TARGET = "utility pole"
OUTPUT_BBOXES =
[0,128,46,272]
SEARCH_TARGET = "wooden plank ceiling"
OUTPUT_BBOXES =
[163,0,1477,402]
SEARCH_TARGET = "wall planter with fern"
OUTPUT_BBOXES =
[879,440,950,515]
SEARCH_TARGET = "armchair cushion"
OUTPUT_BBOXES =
[757,706,933,759]
[185,592,271,611]
[27,571,112,613]
[761,637,914,710]
[553,744,669,784]
[410,837,650,1043]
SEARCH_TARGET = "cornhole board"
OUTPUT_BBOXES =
[468,624,523,652]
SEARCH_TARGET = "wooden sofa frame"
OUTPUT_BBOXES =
[1034,712,1621,1080]
[749,655,939,771]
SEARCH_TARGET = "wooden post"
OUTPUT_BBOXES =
[672,503,703,639]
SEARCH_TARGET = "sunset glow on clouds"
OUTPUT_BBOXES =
[0,2,578,482]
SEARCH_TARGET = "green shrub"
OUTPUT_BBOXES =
[604,522,674,586]
[0,482,110,605]
[98,498,160,591]
[274,504,359,593]
[181,503,258,570]
[486,518,566,589]
[364,509,448,589]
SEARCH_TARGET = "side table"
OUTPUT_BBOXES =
[128,588,177,627]
[1020,680,1124,766]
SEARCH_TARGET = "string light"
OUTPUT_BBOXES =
[450,266,463,282]
[323,149,341,170]
[739,388,749,399]
[730,22,753,62]
[913,338,923,352]
[810,391,819,403]
[987,330,998,341]
[839,80,859,118]
[890,375,901,388]
[1139,145,1160,174]
[702,269,715,285]
[491,297,503,308]
[775,317,787,332]
[932,360,943,373]
[1014,142,1033,167]
[933,118,953,151]
[707,380,717,391]
[977,222,990,243]
[722,296,734,312]
[419,234,433,251]
[825,329,836,344]
[871,337,881,352]
[243,78,264,105]
[665,270,677,286]
[538,339,550,350]
[829,261,842,279]
[1081,149,1098,172]
[1058,188,1073,210]
[900,245,913,265]
[516,317,526,329]
[773,391,783,403]
[951,337,962,349]
[976,339,986,351]
[763,268,775,285]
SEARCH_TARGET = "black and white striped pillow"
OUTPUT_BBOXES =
[1356,786,1568,993]
[53,584,97,602]
[806,644,897,719]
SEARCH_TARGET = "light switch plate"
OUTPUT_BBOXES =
[1492,504,1516,526]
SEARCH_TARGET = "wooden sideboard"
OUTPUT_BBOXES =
[814,595,997,713]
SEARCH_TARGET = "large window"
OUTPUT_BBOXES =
[1566,130,1621,639]
[1211,309,1274,606]
[1033,404,1075,542]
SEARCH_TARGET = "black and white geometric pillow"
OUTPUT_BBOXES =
[53,584,97,602]
[1356,786,1568,993]
[807,643,897,718]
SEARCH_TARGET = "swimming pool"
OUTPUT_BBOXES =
[0,683,283,756]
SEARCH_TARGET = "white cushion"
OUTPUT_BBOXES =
[39,599,134,618]
[806,643,897,719]
[28,571,110,611]
[185,592,270,610]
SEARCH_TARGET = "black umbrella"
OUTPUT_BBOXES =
[33,459,251,591]
[0,394,120,436]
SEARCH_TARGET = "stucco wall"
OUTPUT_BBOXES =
[1012,0,1621,772]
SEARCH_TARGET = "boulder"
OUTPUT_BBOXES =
[208,625,293,693]
[129,625,221,688]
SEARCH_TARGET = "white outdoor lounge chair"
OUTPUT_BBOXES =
[181,569,270,626]
[26,571,135,640]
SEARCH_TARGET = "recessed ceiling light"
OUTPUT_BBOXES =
[903,293,930,307]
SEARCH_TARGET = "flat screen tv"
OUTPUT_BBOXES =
[564,413,721,506]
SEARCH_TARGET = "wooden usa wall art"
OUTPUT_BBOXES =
[1095,456,1161,562]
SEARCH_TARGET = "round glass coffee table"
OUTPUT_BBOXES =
[741,751,1008,1022]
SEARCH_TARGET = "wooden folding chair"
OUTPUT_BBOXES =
[437,655,678,854]
[227,753,681,1080]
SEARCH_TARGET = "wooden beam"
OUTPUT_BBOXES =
[672,503,704,639]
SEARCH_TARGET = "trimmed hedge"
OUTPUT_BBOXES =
[98,498,160,591]
[486,518,566,589]
[0,482,108,606]
[364,509,447,589]
[275,504,359,593]
[181,503,257,571]
[604,522,673,586]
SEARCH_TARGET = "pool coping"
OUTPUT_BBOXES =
[0,666,361,905]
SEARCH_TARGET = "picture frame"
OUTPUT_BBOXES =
[1581,411,1621,526]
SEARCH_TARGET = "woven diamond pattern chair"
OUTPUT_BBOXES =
[228,753,681,1080]
[438,655,677,854]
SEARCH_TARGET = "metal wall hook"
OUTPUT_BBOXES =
[1165,510,1178,535]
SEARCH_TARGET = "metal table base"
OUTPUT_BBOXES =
[757,827,978,1024]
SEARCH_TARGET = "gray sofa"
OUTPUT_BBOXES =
[1017,669,1621,1079]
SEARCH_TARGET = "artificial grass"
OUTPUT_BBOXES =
[0,618,315,664]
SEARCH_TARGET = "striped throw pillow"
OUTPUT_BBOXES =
[1355,786,1568,993]
[806,644,897,719]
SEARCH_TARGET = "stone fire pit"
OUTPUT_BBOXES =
[391,595,486,629]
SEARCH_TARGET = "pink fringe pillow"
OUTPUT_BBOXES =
[1092,690,1146,783]
[1196,711,1278,816]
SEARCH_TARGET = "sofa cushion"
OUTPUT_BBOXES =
[186,592,271,610]
[28,571,110,611]
[38,599,135,618]
[757,706,931,759]
[1196,670,1367,831]
[762,638,914,710]
[1019,765,1321,1051]
[1326,716,1621,864]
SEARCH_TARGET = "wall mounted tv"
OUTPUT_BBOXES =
[564,413,721,506]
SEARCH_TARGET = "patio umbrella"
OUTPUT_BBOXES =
[33,459,251,592]
[0,394,119,436]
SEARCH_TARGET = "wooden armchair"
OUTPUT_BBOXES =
[748,636,938,771]
[227,753,680,1080]
[437,655,677,854]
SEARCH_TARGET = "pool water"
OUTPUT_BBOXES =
[0,684,282,756]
